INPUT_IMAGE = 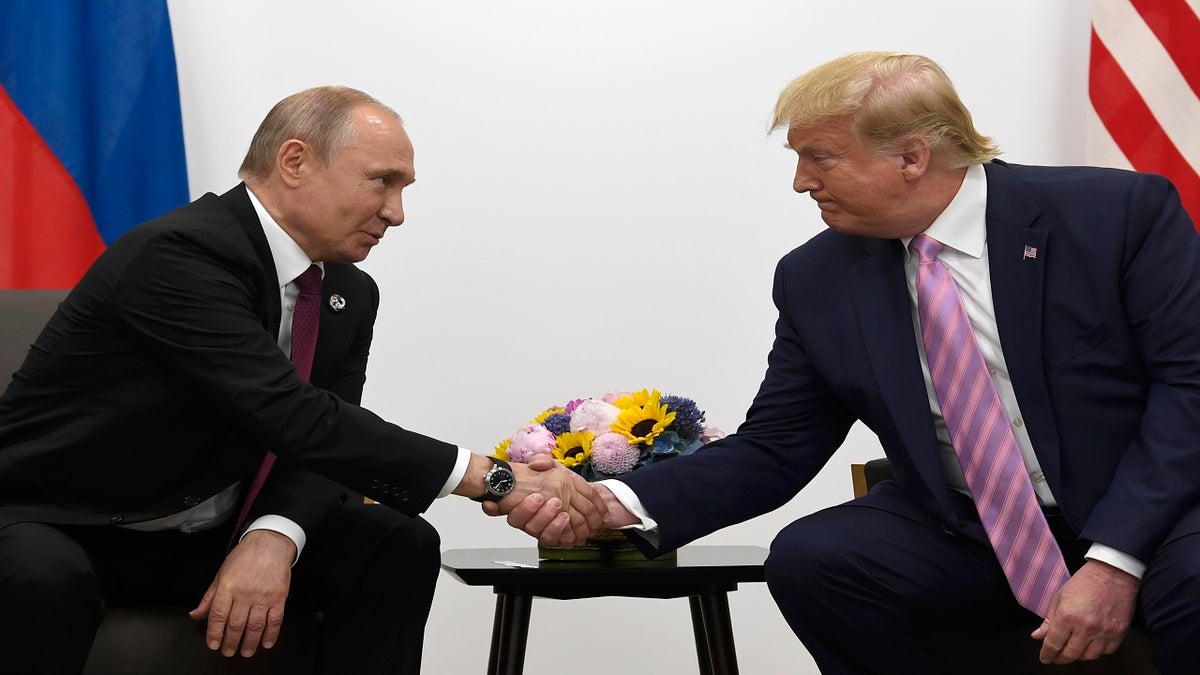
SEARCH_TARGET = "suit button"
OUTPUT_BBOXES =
[183,495,200,507]
[399,492,410,502]
[109,515,125,524]
[369,480,381,490]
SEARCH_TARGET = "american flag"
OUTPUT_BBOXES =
[1088,0,1200,227]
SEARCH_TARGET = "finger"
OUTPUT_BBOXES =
[503,494,545,528]
[567,506,589,542]
[540,511,575,548]
[527,454,557,471]
[220,602,248,657]
[1079,638,1107,662]
[1038,627,1072,665]
[189,585,216,622]
[261,605,285,650]
[203,593,231,652]
[1030,618,1050,640]
[518,498,565,537]
[239,604,269,657]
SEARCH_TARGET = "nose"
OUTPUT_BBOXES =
[793,161,820,194]
[380,189,405,227]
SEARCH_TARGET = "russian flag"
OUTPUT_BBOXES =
[0,1,189,289]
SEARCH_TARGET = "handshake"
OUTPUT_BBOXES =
[459,453,639,548]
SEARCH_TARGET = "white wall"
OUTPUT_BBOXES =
[165,2,1094,672]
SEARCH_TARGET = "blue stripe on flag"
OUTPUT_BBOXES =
[0,0,189,245]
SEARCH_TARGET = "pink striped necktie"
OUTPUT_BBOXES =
[911,234,1069,617]
[229,264,322,548]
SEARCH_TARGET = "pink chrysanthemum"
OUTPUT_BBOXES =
[589,432,640,475]
[507,424,557,463]
[601,391,630,404]
[701,426,727,443]
[569,399,620,435]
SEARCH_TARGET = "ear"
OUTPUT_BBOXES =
[275,139,309,188]
[897,138,931,182]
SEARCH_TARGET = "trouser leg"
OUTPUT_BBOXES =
[290,502,441,675]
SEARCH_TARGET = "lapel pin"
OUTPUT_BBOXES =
[328,294,346,312]
[1022,245,1038,260]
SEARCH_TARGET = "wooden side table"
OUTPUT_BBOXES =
[440,545,768,675]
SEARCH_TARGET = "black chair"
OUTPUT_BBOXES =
[0,289,317,674]
[851,458,1157,675]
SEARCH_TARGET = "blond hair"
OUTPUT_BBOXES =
[770,52,999,167]
[238,86,401,182]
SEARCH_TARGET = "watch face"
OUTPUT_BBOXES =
[487,466,515,495]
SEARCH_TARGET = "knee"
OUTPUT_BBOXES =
[1143,538,1200,621]
[0,524,100,614]
[765,518,840,604]
[374,513,441,573]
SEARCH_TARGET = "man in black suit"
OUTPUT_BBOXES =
[0,86,604,674]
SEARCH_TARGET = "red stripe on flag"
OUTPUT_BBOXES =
[0,86,106,289]
[1128,0,1200,98]
[1089,30,1200,224]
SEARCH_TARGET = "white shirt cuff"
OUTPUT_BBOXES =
[597,479,658,532]
[438,447,472,498]
[243,515,306,566]
[1085,543,1146,580]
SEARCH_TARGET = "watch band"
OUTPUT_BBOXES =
[471,457,515,503]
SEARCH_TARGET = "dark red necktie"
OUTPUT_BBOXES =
[229,265,322,547]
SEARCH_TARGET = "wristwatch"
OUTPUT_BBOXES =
[472,457,516,502]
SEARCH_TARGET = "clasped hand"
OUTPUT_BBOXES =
[1031,560,1140,664]
[480,454,608,547]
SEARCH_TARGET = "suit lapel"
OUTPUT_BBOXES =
[847,237,951,502]
[983,162,1064,496]
[220,184,282,338]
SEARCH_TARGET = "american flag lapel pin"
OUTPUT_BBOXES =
[1023,245,1038,260]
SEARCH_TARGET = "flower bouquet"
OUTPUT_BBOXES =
[493,388,724,561]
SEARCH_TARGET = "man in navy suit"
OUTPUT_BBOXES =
[0,86,604,674]
[507,52,1200,673]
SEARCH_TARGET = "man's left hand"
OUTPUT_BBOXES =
[1032,560,1140,664]
[188,529,296,658]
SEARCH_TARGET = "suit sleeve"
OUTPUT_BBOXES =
[1081,174,1200,561]
[114,230,457,516]
[621,256,856,551]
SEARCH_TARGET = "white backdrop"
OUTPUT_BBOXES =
[165,1,1094,672]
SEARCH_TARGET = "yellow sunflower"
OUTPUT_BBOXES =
[612,392,676,446]
[491,438,512,461]
[553,431,594,468]
[532,407,565,424]
[611,389,655,410]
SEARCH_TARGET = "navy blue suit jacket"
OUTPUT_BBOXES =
[622,160,1200,565]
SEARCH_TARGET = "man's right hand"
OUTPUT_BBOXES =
[497,468,641,546]
[478,454,608,546]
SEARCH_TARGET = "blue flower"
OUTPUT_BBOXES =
[542,412,572,436]
[661,394,705,442]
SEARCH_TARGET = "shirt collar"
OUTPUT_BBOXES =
[902,163,988,259]
[245,187,324,288]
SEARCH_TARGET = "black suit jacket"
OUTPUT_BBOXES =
[0,185,457,533]
[623,161,1200,565]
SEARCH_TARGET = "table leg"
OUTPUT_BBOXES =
[489,595,505,675]
[492,592,533,675]
[695,592,739,675]
[689,596,715,675]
